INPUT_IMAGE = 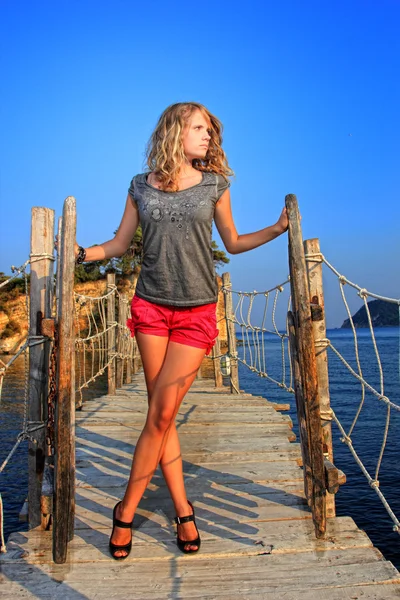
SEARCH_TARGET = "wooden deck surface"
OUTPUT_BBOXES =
[1,373,400,599]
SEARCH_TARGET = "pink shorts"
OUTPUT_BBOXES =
[127,295,219,355]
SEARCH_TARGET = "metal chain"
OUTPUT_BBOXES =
[46,325,58,452]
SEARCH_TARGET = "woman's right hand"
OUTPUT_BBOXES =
[54,235,80,258]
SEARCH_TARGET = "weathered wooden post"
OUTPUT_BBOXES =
[116,293,124,389]
[107,273,116,395]
[287,311,312,504]
[305,238,337,518]
[28,207,55,529]
[286,194,326,538]
[222,272,239,394]
[212,338,223,388]
[121,294,132,384]
[55,217,63,319]
[132,339,140,374]
[53,197,76,563]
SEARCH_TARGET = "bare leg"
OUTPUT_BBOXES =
[111,336,205,556]
[136,334,195,521]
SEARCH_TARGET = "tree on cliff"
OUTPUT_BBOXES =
[75,225,229,282]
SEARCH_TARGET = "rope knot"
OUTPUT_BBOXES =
[377,394,389,405]
[358,288,368,299]
[338,276,347,285]
[340,434,352,445]
[314,337,330,349]
[320,409,333,421]
[17,431,36,444]
[370,479,380,489]
[305,252,323,263]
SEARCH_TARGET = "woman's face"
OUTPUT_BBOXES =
[182,109,211,161]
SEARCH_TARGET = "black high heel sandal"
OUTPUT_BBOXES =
[175,500,201,554]
[109,501,134,560]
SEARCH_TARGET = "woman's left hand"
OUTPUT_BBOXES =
[277,207,289,233]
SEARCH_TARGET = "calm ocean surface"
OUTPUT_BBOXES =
[1,327,399,567]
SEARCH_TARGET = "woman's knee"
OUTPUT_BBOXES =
[147,404,176,434]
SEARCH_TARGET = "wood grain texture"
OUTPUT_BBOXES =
[286,194,326,537]
[305,237,336,518]
[53,197,76,564]
[2,373,398,599]
[106,273,116,395]
[28,207,55,529]
[222,272,239,394]
[212,337,223,388]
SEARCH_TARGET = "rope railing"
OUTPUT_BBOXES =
[218,248,399,538]
[221,281,294,394]
[310,253,399,535]
[0,253,139,553]
[74,280,139,405]
[0,254,52,553]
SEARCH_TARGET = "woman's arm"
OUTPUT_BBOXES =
[75,195,140,261]
[214,189,288,255]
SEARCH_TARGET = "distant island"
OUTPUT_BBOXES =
[341,299,399,329]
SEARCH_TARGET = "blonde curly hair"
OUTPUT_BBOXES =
[146,102,233,192]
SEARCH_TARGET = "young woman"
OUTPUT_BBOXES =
[74,102,288,559]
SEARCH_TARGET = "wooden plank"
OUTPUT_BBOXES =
[73,495,311,530]
[1,578,399,600]
[3,517,374,565]
[77,406,292,418]
[75,423,296,436]
[76,448,302,467]
[0,546,393,576]
[75,428,297,444]
[75,412,293,426]
[73,461,310,488]
[75,434,301,457]
[79,401,283,412]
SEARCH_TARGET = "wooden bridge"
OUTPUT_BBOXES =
[2,373,400,598]
[1,195,399,598]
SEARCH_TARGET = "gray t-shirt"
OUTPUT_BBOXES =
[128,172,230,306]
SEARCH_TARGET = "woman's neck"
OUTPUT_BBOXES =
[178,160,199,179]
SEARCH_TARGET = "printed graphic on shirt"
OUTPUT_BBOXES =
[139,188,211,240]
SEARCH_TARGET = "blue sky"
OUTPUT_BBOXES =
[1,0,399,327]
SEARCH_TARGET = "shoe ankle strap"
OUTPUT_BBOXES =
[175,514,194,525]
[114,518,133,528]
